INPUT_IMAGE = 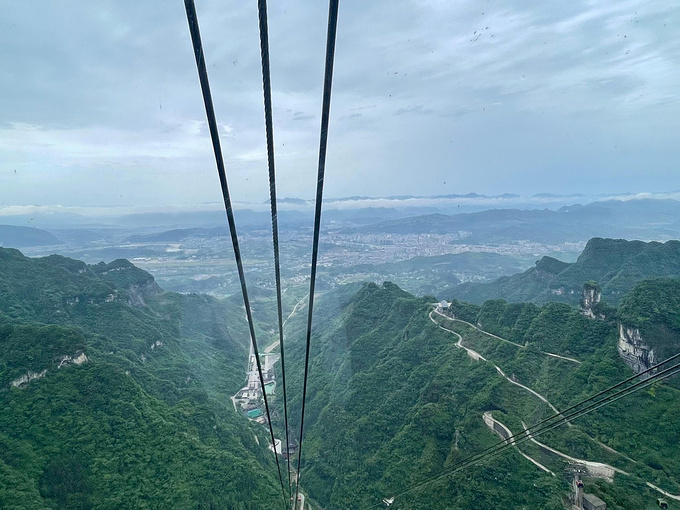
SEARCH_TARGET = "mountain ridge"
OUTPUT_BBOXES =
[0,248,282,509]
[282,279,680,509]
[450,238,680,305]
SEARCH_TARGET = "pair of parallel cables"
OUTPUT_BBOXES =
[183,1,339,508]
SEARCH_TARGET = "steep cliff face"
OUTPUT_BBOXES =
[10,369,47,388]
[581,283,602,319]
[127,279,162,307]
[92,259,162,307]
[617,324,656,376]
[617,279,680,380]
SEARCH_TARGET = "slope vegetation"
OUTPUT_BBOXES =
[0,248,282,509]
[451,238,680,305]
[283,281,680,510]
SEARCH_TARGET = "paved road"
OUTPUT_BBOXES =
[520,419,628,481]
[432,308,581,364]
[431,308,680,499]
[431,310,650,463]
[647,483,680,502]
[483,412,555,476]
[430,310,564,417]
[264,293,309,354]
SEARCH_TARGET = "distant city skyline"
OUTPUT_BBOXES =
[2,1,679,208]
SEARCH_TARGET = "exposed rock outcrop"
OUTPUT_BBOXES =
[10,352,88,388]
[618,325,655,376]
[57,352,88,368]
[127,280,162,307]
[11,370,47,388]
[581,283,602,319]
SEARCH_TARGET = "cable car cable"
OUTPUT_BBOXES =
[370,357,680,508]
[256,0,292,496]
[435,337,680,468]
[183,1,287,507]
[294,0,340,506]
[373,359,680,508]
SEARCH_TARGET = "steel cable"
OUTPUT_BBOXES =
[183,1,287,507]
[293,0,340,507]
[256,0,292,496]
[369,355,680,509]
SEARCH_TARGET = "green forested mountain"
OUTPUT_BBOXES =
[618,278,680,360]
[0,248,282,509]
[282,280,680,509]
[3,245,680,510]
[451,238,680,305]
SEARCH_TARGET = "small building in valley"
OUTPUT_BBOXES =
[583,493,606,510]
[247,408,263,420]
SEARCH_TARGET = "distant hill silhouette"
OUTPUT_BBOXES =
[451,238,680,305]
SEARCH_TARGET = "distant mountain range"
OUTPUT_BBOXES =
[0,225,62,247]
[56,197,680,240]
[2,192,679,230]
[349,199,680,244]
[450,237,680,305]
[125,227,230,243]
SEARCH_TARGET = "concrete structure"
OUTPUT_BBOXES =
[572,474,584,509]
[583,493,606,510]
[247,408,263,419]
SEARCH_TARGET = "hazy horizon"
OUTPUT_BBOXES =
[0,189,679,223]
[2,0,680,210]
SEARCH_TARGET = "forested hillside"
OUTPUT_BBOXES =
[2,246,679,509]
[618,278,680,360]
[0,248,282,509]
[451,238,680,305]
[283,280,680,509]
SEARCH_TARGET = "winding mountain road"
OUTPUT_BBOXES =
[521,420,628,481]
[432,308,581,364]
[429,310,565,418]
[433,307,680,500]
[483,412,555,476]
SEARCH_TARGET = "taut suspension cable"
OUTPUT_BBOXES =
[256,0,293,497]
[294,0,340,507]
[183,1,287,507]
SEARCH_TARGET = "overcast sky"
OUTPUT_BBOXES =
[1,0,679,211]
